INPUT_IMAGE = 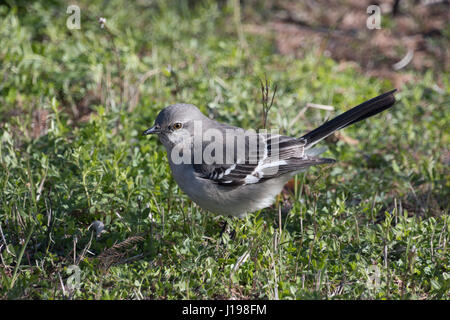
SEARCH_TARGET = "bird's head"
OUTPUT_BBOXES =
[143,103,208,150]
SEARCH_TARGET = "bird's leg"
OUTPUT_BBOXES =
[219,220,228,238]
[229,228,236,240]
[219,218,236,243]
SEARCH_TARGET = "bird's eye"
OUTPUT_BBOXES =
[173,122,183,130]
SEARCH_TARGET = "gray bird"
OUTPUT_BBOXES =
[144,90,396,218]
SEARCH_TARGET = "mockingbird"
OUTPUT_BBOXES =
[144,89,396,218]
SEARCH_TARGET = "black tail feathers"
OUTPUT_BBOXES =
[300,89,397,148]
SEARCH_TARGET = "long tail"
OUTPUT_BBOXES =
[300,89,397,148]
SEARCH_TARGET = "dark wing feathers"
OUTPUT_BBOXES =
[193,133,334,187]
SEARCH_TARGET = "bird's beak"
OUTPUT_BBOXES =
[143,125,160,135]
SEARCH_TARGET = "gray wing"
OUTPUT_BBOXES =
[193,131,334,187]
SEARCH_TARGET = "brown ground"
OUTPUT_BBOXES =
[242,0,449,87]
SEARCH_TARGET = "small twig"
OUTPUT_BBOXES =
[58,271,67,297]
[278,205,282,239]
[289,102,334,128]
[99,17,124,128]
[268,247,279,300]
[76,231,94,265]
[128,68,161,112]
[0,224,13,257]
[9,224,35,289]
[260,76,278,129]
[232,0,247,50]
[392,49,414,71]
[35,168,47,203]
[230,250,250,278]
[72,235,77,264]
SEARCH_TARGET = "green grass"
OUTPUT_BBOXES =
[0,0,449,299]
